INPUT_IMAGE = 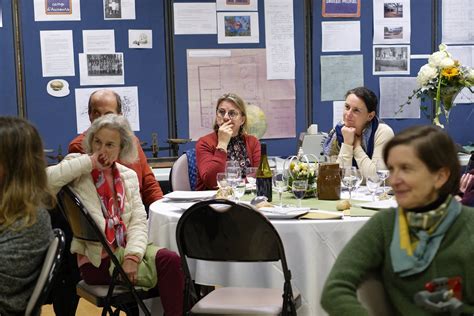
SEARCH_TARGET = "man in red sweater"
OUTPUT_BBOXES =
[68,89,163,209]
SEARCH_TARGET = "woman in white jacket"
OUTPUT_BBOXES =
[47,114,183,316]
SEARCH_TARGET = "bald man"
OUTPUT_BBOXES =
[69,89,164,208]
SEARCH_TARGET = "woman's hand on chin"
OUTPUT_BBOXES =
[91,152,114,169]
[341,126,356,146]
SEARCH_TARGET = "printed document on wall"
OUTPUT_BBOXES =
[320,55,364,101]
[83,29,115,53]
[373,0,411,44]
[264,0,295,79]
[442,0,474,44]
[40,30,75,77]
[322,21,360,52]
[379,77,420,119]
[75,86,139,133]
[333,101,345,127]
[174,3,217,34]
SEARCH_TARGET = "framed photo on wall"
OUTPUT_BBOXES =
[322,0,360,18]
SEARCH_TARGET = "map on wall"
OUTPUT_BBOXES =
[187,48,296,140]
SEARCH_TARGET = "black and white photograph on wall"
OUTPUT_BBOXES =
[373,45,410,75]
[216,0,257,11]
[87,54,123,76]
[104,0,121,19]
[384,2,403,18]
[384,26,403,39]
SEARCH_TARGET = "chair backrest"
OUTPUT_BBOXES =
[25,228,66,316]
[170,153,191,191]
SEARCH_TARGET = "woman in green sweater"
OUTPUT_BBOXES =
[321,125,474,315]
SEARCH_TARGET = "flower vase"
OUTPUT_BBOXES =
[438,86,462,128]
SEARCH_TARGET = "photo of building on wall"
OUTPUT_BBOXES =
[384,26,403,39]
[105,0,121,19]
[227,0,250,4]
[384,3,403,18]
[224,15,251,37]
[374,46,409,74]
[87,54,123,76]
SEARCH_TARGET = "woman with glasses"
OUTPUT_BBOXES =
[323,87,394,178]
[196,93,261,190]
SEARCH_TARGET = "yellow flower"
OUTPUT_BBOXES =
[441,67,459,79]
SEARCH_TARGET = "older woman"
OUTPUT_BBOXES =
[196,93,261,190]
[323,87,394,178]
[47,114,183,316]
[321,125,474,315]
[0,117,54,315]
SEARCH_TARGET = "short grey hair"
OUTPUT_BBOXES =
[83,114,138,164]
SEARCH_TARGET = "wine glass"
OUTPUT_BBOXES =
[272,169,288,207]
[216,172,228,189]
[226,167,241,200]
[226,160,240,170]
[233,179,246,202]
[292,179,308,208]
[366,175,382,201]
[375,160,390,193]
[353,169,364,196]
[246,167,258,196]
[341,167,357,203]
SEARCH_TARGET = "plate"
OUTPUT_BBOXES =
[163,190,217,201]
[356,199,397,210]
[259,207,309,219]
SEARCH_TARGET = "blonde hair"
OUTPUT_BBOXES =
[213,93,248,135]
[83,114,138,164]
[0,117,54,231]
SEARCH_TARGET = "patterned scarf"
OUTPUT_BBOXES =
[323,118,379,167]
[91,164,127,248]
[227,135,251,178]
[390,196,461,277]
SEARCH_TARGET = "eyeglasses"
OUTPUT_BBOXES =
[217,108,240,119]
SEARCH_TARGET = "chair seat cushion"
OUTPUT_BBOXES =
[77,281,131,297]
[191,287,300,315]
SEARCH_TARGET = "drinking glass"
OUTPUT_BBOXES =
[375,160,390,193]
[272,169,288,207]
[226,160,240,171]
[366,175,382,201]
[292,179,308,208]
[233,179,246,202]
[341,167,357,203]
[226,167,241,200]
[246,167,258,196]
[216,172,228,189]
[353,169,364,195]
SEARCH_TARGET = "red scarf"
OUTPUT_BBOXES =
[91,164,127,248]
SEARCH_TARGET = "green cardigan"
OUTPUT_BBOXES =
[321,202,474,316]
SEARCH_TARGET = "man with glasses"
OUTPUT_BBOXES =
[195,93,261,190]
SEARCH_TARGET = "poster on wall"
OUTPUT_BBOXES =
[103,0,136,20]
[216,0,258,11]
[187,49,296,140]
[373,0,411,44]
[322,0,360,18]
[217,12,259,44]
[34,0,81,21]
[78,53,125,85]
[373,45,410,75]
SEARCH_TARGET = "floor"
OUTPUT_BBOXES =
[41,299,126,315]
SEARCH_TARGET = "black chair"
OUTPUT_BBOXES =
[56,186,157,316]
[25,228,66,316]
[176,199,300,315]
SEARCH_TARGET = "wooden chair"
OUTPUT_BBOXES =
[176,199,300,315]
[57,186,158,316]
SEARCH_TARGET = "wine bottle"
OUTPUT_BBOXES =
[256,143,273,202]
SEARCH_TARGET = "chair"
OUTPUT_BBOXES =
[25,228,66,316]
[56,186,157,316]
[176,199,300,315]
[357,273,393,316]
[170,148,197,191]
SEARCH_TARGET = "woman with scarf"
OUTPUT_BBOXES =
[196,93,261,190]
[323,87,394,178]
[321,125,474,315]
[47,114,184,316]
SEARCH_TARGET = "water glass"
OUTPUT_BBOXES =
[366,175,382,201]
[353,169,364,195]
[292,179,308,208]
[226,160,240,171]
[216,172,228,189]
[375,160,390,193]
[272,170,288,207]
[246,167,258,196]
[341,167,357,202]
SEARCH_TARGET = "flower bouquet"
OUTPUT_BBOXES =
[399,44,474,127]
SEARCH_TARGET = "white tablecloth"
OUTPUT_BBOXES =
[148,200,369,316]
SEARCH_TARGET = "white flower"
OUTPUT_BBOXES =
[439,57,455,68]
[428,51,451,68]
[417,64,438,86]
[467,69,474,81]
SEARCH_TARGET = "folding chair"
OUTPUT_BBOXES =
[57,186,157,316]
[25,228,66,316]
[176,199,300,315]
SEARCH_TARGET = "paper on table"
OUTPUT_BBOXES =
[300,210,343,220]
[259,207,309,219]
[356,199,398,210]
[163,190,217,201]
